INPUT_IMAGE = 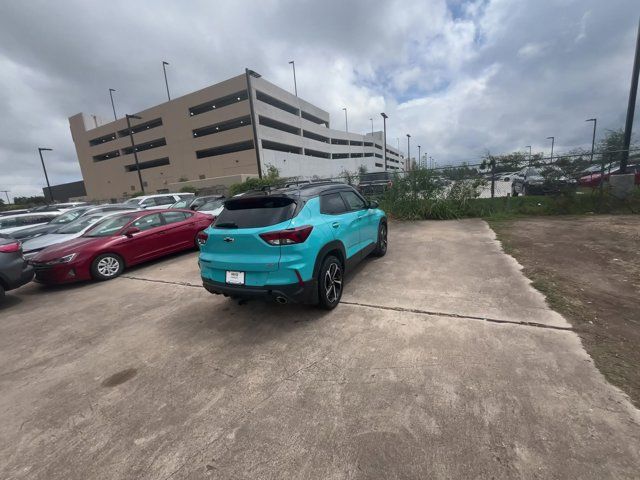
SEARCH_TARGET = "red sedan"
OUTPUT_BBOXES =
[579,164,640,188]
[30,209,213,284]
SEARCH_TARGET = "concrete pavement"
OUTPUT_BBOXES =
[0,219,639,479]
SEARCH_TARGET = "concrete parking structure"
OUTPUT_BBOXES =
[1,220,639,479]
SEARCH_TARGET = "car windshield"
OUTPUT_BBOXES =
[84,214,137,237]
[198,199,225,211]
[49,208,89,225]
[214,196,296,228]
[56,214,108,234]
[171,199,190,209]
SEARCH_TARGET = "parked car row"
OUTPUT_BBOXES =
[0,194,220,299]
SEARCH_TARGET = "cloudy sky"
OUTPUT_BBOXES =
[0,0,638,200]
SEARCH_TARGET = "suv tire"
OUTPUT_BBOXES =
[372,221,387,257]
[318,255,343,310]
[91,253,124,281]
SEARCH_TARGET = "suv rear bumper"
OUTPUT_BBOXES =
[202,278,318,304]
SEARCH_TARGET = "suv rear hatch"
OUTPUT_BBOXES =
[200,195,297,284]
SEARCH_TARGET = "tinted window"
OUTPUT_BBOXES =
[50,208,89,224]
[85,214,137,237]
[214,197,296,228]
[341,191,366,211]
[0,218,17,229]
[133,213,163,231]
[320,193,347,215]
[57,215,106,234]
[141,198,156,207]
[153,196,176,206]
[162,211,188,224]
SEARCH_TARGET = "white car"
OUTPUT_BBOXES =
[21,211,124,259]
[196,197,225,217]
[0,212,61,235]
[123,193,194,210]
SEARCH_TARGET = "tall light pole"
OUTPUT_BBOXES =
[342,107,348,132]
[125,114,145,193]
[406,134,411,171]
[586,118,597,165]
[38,147,53,203]
[620,18,640,174]
[108,88,117,121]
[1,190,10,204]
[418,145,421,168]
[288,61,297,97]
[369,117,373,136]
[162,61,171,101]
[381,112,388,171]
[525,145,532,165]
[546,136,555,163]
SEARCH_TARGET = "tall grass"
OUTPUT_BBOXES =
[378,169,639,220]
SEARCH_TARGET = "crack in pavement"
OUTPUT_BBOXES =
[120,275,574,332]
[340,300,575,331]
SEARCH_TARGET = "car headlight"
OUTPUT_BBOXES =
[46,253,77,265]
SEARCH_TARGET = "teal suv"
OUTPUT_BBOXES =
[198,183,387,309]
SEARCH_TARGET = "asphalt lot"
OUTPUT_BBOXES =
[1,220,639,479]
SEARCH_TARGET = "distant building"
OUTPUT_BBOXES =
[69,71,403,200]
[43,180,86,202]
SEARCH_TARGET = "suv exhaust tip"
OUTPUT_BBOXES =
[275,296,288,304]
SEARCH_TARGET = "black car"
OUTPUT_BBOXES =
[0,235,33,299]
[511,166,577,196]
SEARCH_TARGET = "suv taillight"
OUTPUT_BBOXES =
[196,230,208,246]
[259,225,313,245]
[0,242,21,253]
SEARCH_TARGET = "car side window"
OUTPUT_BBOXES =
[153,196,175,206]
[341,191,367,211]
[141,198,155,207]
[320,193,348,215]
[132,213,163,231]
[162,211,188,224]
[173,199,189,209]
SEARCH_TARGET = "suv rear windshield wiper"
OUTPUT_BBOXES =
[215,222,238,229]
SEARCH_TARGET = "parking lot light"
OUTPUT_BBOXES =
[126,114,145,194]
[38,147,53,204]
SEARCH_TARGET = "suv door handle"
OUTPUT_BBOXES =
[332,222,340,228]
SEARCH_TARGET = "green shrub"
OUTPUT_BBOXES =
[179,185,198,193]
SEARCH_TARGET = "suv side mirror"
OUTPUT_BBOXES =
[190,204,198,211]
[123,226,140,237]
[369,200,379,209]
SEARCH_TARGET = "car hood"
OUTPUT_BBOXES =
[22,232,82,253]
[31,236,104,262]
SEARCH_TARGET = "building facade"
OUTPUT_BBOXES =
[43,180,87,202]
[69,71,403,200]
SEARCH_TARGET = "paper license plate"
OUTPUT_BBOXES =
[225,271,245,285]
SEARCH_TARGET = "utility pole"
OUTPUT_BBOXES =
[586,118,597,164]
[381,113,388,171]
[525,145,532,165]
[0,190,10,204]
[418,145,421,168]
[125,114,145,193]
[342,107,348,132]
[108,88,117,121]
[162,61,171,101]
[406,134,411,171]
[38,147,53,203]
[370,117,373,136]
[288,61,298,97]
[620,18,640,174]
[546,136,555,163]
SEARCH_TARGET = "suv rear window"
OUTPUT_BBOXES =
[214,196,296,229]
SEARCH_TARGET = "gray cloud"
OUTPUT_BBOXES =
[0,0,638,200]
